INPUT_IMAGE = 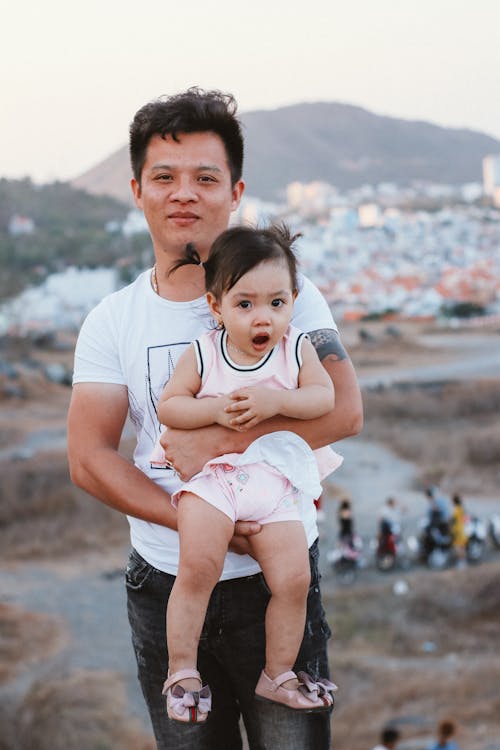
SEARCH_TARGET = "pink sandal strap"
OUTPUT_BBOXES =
[268,671,298,690]
[162,668,202,694]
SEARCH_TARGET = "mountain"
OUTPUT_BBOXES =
[71,101,500,203]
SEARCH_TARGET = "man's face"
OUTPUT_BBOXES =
[131,131,244,259]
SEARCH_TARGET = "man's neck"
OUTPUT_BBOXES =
[151,262,206,302]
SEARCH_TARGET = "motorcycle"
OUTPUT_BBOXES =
[374,520,413,572]
[376,527,398,571]
[327,535,363,585]
[418,514,487,568]
[417,517,453,570]
[465,515,487,563]
[489,514,500,549]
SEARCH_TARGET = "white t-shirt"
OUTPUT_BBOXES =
[73,269,337,578]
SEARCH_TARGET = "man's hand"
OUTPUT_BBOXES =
[160,426,210,480]
[225,387,280,430]
[161,424,247,481]
[229,520,262,555]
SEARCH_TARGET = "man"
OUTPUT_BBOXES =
[425,486,451,526]
[425,485,452,538]
[67,87,363,750]
[371,726,401,750]
[378,496,402,538]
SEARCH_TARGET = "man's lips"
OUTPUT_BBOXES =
[168,212,199,224]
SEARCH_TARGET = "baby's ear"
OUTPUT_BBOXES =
[206,292,222,324]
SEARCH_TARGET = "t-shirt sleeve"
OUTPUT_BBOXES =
[72,299,125,385]
[292,273,338,333]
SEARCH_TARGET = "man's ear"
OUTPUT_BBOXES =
[230,179,245,212]
[131,178,142,208]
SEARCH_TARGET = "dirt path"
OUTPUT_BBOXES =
[1,547,150,728]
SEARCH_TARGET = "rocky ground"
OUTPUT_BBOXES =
[1,321,500,749]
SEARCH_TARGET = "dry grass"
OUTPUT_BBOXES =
[362,380,500,492]
[325,560,500,750]
[0,603,66,684]
[0,670,155,750]
[0,452,129,560]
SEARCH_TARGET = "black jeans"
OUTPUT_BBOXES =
[126,539,332,750]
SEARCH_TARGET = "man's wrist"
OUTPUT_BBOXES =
[213,422,252,454]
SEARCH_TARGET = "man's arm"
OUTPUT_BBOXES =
[306,327,363,444]
[163,328,363,480]
[67,383,178,528]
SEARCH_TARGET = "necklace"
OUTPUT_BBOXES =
[151,263,158,294]
[227,339,247,356]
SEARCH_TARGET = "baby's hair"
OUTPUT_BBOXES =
[170,223,301,299]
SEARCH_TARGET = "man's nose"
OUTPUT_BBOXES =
[170,177,198,202]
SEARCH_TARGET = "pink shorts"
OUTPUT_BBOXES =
[172,461,301,525]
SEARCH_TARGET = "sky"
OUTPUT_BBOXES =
[2,0,500,183]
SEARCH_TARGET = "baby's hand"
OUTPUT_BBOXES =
[212,394,242,430]
[224,387,281,430]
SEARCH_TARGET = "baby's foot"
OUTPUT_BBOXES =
[163,670,212,723]
[175,676,202,692]
[255,670,336,712]
[272,673,300,691]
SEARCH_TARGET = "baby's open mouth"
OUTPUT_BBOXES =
[252,334,270,346]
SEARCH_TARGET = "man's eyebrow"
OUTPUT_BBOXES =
[150,163,223,172]
[196,164,223,173]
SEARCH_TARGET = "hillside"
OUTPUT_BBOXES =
[71,101,500,202]
[0,179,141,301]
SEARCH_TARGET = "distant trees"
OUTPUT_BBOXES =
[440,301,486,318]
[0,179,151,301]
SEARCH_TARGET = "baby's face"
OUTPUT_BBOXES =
[209,259,296,363]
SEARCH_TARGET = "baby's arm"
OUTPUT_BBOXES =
[158,346,231,429]
[227,337,335,430]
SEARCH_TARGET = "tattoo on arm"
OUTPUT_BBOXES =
[308,328,348,363]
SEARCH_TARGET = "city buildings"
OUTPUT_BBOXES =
[2,177,500,333]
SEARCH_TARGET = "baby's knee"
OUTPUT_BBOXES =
[293,567,311,596]
[178,554,222,593]
[272,566,311,600]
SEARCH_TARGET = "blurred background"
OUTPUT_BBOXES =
[1,2,500,748]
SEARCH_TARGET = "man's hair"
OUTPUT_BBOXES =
[381,726,400,744]
[129,86,244,185]
[170,224,300,301]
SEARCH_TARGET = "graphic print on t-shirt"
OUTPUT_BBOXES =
[143,341,191,450]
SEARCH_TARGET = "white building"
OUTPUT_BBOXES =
[286,181,336,217]
[122,210,149,236]
[482,154,500,206]
[8,215,35,235]
[358,203,382,228]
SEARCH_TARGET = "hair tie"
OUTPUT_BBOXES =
[168,243,204,277]
[185,242,204,268]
